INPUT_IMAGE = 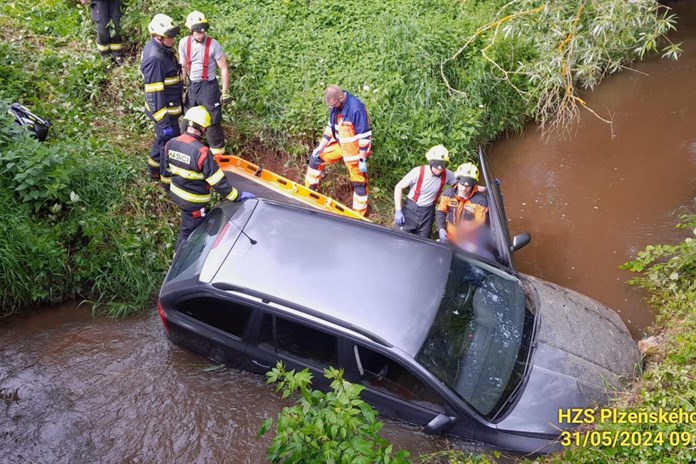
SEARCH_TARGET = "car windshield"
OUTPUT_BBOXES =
[416,252,534,419]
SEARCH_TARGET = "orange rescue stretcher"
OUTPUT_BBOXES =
[216,154,370,222]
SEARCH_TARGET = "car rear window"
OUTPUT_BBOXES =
[165,207,230,285]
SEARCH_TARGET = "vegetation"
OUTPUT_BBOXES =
[259,363,411,464]
[1,1,693,463]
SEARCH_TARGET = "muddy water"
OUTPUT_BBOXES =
[0,304,446,463]
[490,1,696,339]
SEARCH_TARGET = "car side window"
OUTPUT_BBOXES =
[258,314,338,368]
[354,345,445,413]
[176,297,253,338]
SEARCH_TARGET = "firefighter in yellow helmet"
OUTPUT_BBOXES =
[179,11,232,156]
[436,162,489,246]
[162,106,255,251]
[141,13,183,186]
[393,145,457,237]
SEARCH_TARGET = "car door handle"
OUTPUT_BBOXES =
[252,359,270,369]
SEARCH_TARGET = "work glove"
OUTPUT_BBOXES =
[237,191,256,202]
[394,210,405,226]
[220,91,232,105]
[311,146,322,158]
[358,158,368,174]
[438,228,448,243]
[161,125,174,140]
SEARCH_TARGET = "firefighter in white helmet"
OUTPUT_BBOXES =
[393,145,457,238]
[141,13,183,186]
[179,11,232,156]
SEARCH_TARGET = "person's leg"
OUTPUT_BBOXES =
[413,204,436,238]
[108,0,123,62]
[176,207,208,251]
[200,81,225,155]
[91,2,111,58]
[304,143,342,190]
[345,158,368,216]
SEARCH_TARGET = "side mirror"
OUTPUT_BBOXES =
[423,414,455,434]
[510,232,531,252]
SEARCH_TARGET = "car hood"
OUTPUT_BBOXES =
[494,274,640,438]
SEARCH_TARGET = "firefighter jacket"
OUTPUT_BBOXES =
[141,38,183,131]
[322,92,371,161]
[163,133,239,210]
[436,186,488,241]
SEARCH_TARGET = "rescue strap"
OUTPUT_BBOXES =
[186,36,212,81]
[412,165,447,204]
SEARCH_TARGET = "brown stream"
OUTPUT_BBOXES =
[3,2,696,462]
[490,0,696,339]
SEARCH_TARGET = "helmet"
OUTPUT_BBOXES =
[455,162,479,186]
[425,144,450,163]
[183,106,211,129]
[148,14,180,38]
[185,11,209,32]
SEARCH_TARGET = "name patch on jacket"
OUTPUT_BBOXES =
[169,150,191,164]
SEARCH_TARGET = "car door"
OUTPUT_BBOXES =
[244,309,340,390]
[341,341,458,431]
[478,146,530,270]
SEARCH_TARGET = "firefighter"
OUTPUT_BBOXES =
[305,85,372,216]
[393,145,457,238]
[79,0,124,65]
[179,11,232,156]
[141,13,183,187]
[436,162,489,248]
[162,106,256,251]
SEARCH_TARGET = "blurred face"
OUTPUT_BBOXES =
[326,92,346,110]
[457,182,474,197]
[429,163,446,176]
[160,35,175,48]
[192,30,207,42]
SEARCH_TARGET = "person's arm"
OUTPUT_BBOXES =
[435,195,449,231]
[353,107,372,160]
[216,54,229,96]
[178,39,189,85]
[142,57,172,131]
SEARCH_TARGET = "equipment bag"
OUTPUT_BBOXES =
[8,103,52,141]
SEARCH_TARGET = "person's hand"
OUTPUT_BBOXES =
[438,228,448,242]
[220,91,232,105]
[311,146,322,158]
[394,210,405,226]
[358,158,368,174]
[162,125,174,140]
[79,0,89,4]
[238,191,256,202]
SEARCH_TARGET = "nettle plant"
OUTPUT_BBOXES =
[259,363,410,464]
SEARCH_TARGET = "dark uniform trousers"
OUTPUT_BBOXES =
[400,198,436,238]
[90,0,123,59]
[178,206,208,251]
[183,79,225,152]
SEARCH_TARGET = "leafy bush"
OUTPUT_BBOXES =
[259,363,410,464]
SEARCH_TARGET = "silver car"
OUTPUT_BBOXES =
[157,150,639,454]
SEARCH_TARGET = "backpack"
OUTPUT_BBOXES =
[8,103,52,141]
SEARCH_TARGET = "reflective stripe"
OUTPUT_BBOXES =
[147,157,160,167]
[170,165,205,180]
[170,183,211,203]
[343,154,361,162]
[225,188,239,201]
[166,106,182,116]
[206,169,225,186]
[96,42,110,52]
[338,131,372,144]
[109,43,123,51]
[210,146,225,155]
[164,76,181,85]
[145,82,164,92]
[161,176,171,184]
[152,107,167,121]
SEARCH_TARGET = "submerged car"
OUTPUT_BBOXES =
[158,150,640,454]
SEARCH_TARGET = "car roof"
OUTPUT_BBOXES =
[209,200,452,356]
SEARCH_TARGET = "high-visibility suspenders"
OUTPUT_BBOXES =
[186,37,212,81]
[412,166,447,205]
